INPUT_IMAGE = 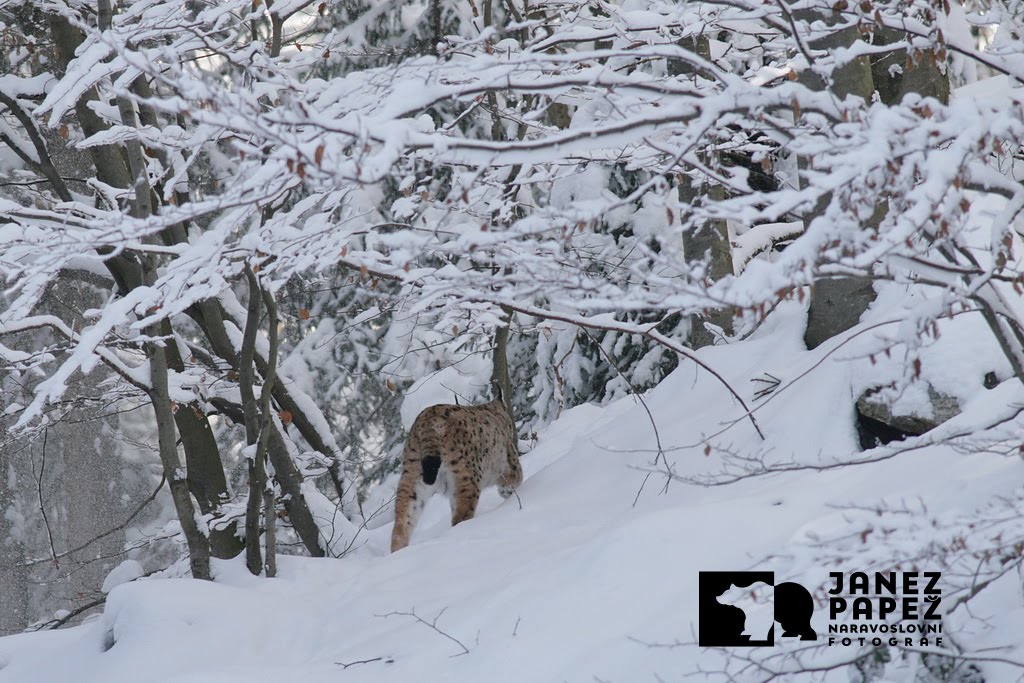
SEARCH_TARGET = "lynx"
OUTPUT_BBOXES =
[390,393,522,552]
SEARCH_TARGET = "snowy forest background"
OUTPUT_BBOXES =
[1,0,1024,679]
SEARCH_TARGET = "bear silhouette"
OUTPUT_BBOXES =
[718,582,774,643]
[775,582,817,640]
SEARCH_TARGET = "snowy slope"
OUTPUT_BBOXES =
[2,302,1023,683]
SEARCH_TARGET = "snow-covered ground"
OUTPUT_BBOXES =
[2,301,1023,683]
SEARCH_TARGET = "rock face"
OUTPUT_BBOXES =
[804,277,877,351]
[856,385,961,437]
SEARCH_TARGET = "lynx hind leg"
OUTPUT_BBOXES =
[450,472,482,527]
[498,440,523,499]
[391,468,432,552]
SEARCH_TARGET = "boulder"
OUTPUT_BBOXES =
[856,384,960,436]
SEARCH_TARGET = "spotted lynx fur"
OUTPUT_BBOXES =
[390,394,522,552]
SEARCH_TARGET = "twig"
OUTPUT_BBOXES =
[34,428,59,568]
[0,91,74,202]
[335,656,386,669]
[31,596,106,631]
[676,402,1024,487]
[378,608,471,657]
[751,372,781,400]
[579,327,671,500]
[773,0,815,70]
[22,475,166,567]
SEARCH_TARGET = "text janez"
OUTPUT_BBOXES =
[826,571,942,648]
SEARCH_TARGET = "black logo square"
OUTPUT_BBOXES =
[699,571,817,647]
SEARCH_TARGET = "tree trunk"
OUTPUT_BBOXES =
[798,11,878,350]
[490,306,515,422]
[671,34,735,349]
[48,13,143,294]
[157,322,240,560]
[240,265,266,574]
[145,305,212,580]
[266,427,325,557]
[258,286,280,577]
[680,179,734,349]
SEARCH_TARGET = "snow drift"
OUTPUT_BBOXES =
[1,301,1023,683]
